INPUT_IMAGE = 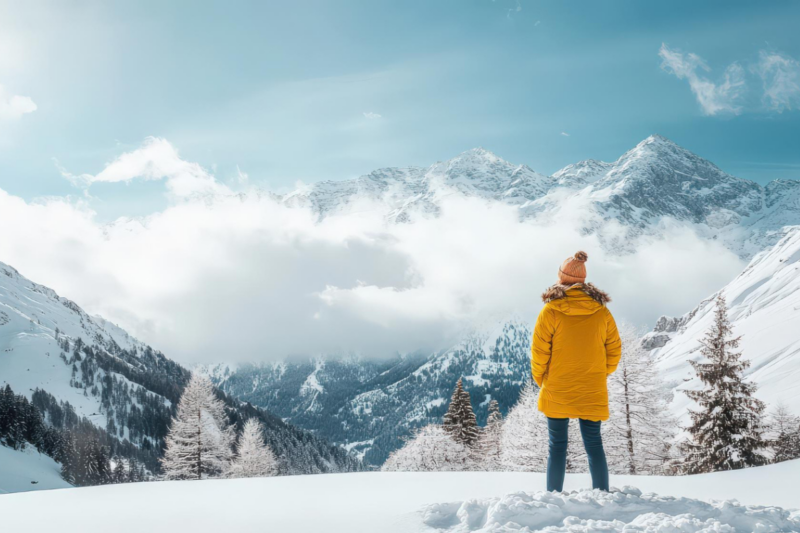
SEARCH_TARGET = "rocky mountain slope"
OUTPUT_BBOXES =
[0,261,361,479]
[644,226,800,420]
[283,135,800,258]
[203,319,533,467]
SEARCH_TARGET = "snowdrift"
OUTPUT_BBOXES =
[1,461,798,533]
[425,487,799,532]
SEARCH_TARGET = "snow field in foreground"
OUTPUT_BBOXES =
[424,487,799,532]
[1,462,799,533]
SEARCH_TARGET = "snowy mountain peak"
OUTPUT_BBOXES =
[280,137,799,258]
[611,134,725,177]
[552,159,612,187]
[451,147,503,163]
[431,147,541,180]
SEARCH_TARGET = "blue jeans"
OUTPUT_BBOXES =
[546,417,609,492]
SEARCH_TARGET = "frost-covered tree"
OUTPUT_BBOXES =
[682,294,768,474]
[227,419,279,478]
[500,381,549,471]
[112,457,126,484]
[606,324,678,474]
[443,378,480,447]
[161,373,234,480]
[474,400,503,470]
[768,405,800,464]
[381,424,471,472]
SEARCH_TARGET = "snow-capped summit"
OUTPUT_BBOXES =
[282,147,553,222]
[281,136,799,258]
[571,135,764,250]
[426,147,552,202]
[645,226,800,419]
[552,159,612,187]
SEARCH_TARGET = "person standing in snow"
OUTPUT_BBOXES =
[531,251,621,492]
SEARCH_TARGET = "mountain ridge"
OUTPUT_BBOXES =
[282,135,798,258]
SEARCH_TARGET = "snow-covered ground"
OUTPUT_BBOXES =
[2,462,798,532]
[648,226,800,418]
[0,446,72,494]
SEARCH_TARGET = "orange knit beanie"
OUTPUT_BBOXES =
[558,251,588,284]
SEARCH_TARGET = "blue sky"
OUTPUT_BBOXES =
[1,0,799,219]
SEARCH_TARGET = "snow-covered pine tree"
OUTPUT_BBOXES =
[111,457,126,484]
[227,418,279,478]
[499,381,549,471]
[381,424,471,472]
[127,457,140,483]
[161,373,234,480]
[682,294,768,474]
[768,405,800,464]
[474,399,503,470]
[443,378,480,447]
[605,323,677,475]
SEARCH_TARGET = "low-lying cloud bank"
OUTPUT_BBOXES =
[0,143,745,363]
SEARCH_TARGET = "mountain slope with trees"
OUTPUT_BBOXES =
[645,226,800,417]
[203,319,532,467]
[0,261,361,489]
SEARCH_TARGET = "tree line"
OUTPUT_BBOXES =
[383,295,800,474]
[0,384,148,486]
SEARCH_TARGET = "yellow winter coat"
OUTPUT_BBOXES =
[531,283,621,421]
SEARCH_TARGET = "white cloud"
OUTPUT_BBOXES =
[560,132,570,137]
[0,144,744,364]
[752,51,800,112]
[63,137,230,198]
[363,111,382,120]
[0,84,37,120]
[659,43,745,116]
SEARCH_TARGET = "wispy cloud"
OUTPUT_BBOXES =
[752,51,800,112]
[0,83,37,120]
[363,111,382,120]
[60,137,230,198]
[659,43,745,116]
[560,132,570,137]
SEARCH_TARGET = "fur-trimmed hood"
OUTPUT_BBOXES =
[541,283,611,305]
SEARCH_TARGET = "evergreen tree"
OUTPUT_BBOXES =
[442,378,480,447]
[768,405,800,464]
[474,399,503,470]
[227,419,279,478]
[0,385,19,449]
[382,424,471,472]
[112,457,127,484]
[59,431,78,484]
[161,373,234,480]
[127,457,140,482]
[606,323,678,474]
[682,294,768,474]
[87,439,111,484]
